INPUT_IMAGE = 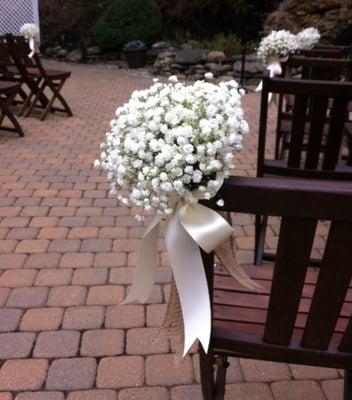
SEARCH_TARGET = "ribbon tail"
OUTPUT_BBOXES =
[165,211,211,356]
[122,216,161,304]
[28,38,35,58]
[255,80,263,93]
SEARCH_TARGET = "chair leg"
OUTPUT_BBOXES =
[254,215,268,265]
[55,85,73,117]
[0,101,25,137]
[24,80,46,118]
[344,370,352,400]
[39,79,72,121]
[214,356,229,400]
[199,346,215,400]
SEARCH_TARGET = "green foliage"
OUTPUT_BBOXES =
[92,0,162,50]
[170,31,257,56]
[157,0,279,42]
[199,33,242,56]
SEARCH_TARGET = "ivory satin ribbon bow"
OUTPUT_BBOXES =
[123,198,234,356]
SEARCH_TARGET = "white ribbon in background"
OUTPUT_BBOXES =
[123,198,234,356]
[28,37,39,58]
[255,60,283,103]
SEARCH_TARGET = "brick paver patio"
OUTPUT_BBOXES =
[0,61,343,399]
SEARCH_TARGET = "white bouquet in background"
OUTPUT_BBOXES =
[20,23,39,41]
[296,27,321,50]
[256,30,298,99]
[257,29,299,64]
[95,75,248,220]
[20,23,40,57]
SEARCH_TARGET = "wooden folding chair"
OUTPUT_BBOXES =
[199,176,352,400]
[255,74,352,266]
[0,81,25,137]
[275,56,352,159]
[6,35,72,120]
[1,35,49,115]
[0,36,28,105]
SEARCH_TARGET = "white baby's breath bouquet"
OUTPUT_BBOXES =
[296,27,321,50]
[257,29,299,64]
[20,23,39,41]
[95,74,248,220]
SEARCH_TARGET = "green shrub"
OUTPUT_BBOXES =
[170,32,245,56]
[92,0,162,50]
[201,33,242,56]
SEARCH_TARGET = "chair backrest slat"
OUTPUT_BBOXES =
[323,98,350,170]
[305,97,329,169]
[301,221,352,350]
[287,95,308,168]
[263,217,317,345]
[5,35,36,72]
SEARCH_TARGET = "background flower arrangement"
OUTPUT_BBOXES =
[296,27,321,50]
[257,29,299,64]
[20,23,40,42]
[257,27,321,64]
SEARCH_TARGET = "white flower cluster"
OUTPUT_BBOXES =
[20,23,40,41]
[95,75,248,219]
[296,27,321,50]
[257,30,299,64]
[257,27,321,64]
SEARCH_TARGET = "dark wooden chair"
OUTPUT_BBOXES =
[255,74,352,266]
[199,175,352,400]
[275,56,352,159]
[0,81,25,137]
[5,35,72,120]
[0,36,28,105]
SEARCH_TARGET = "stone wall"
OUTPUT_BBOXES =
[265,0,352,43]
[151,44,262,83]
[43,41,264,83]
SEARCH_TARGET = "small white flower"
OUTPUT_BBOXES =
[216,199,225,207]
[169,75,178,83]
[204,72,214,80]
[192,170,203,183]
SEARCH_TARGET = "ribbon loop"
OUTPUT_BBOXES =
[179,202,234,254]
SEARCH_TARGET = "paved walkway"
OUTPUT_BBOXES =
[0,61,342,399]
